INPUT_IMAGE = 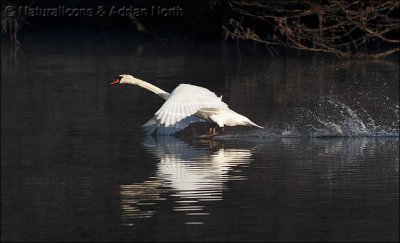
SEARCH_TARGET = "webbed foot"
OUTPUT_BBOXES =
[196,126,224,139]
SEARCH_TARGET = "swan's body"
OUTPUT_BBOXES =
[111,74,263,136]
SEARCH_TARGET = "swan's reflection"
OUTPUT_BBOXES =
[118,136,254,225]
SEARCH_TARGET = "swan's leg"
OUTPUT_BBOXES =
[207,125,217,134]
[197,125,223,139]
[198,128,215,139]
[211,127,224,136]
[211,124,218,134]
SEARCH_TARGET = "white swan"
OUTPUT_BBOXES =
[110,74,263,137]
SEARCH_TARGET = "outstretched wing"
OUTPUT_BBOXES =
[143,84,228,135]
[154,84,228,127]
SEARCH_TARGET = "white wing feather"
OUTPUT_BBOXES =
[155,84,228,127]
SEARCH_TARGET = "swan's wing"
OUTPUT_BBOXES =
[155,84,228,127]
[142,115,206,136]
[142,117,158,135]
[157,116,206,135]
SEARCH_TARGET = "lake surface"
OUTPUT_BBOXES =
[1,32,399,242]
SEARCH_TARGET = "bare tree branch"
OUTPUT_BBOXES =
[223,0,400,58]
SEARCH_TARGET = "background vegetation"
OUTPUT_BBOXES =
[2,0,399,58]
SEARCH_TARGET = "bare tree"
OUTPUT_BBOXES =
[223,0,400,58]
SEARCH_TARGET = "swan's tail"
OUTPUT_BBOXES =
[248,120,264,129]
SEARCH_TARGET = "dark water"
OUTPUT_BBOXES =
[1,33,399,242]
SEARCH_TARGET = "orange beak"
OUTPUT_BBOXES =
[110,78,120,85]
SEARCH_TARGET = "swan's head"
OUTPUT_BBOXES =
[110,74,138,85]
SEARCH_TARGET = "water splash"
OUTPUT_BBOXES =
[222,96,399,139]
[307,97,398,137]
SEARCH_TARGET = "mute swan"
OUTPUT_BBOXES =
[110,74,263,137]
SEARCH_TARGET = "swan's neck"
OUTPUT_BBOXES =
[128,78,171,100]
